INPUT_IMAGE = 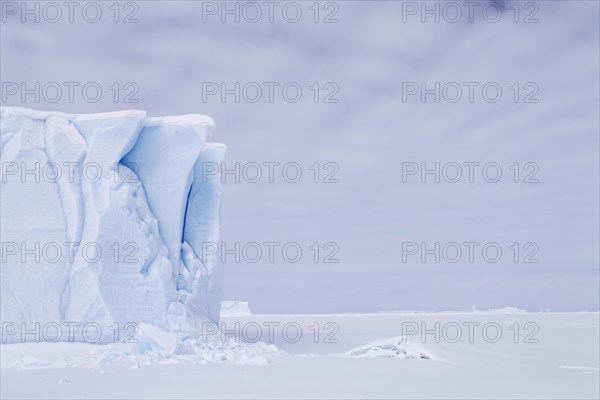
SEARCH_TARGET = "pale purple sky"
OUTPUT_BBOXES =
[1,0,598,312]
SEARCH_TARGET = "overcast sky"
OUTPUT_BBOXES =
[1,0,598,313]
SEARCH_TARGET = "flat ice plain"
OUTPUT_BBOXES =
[1,310,598,399]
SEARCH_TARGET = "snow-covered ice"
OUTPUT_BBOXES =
[1,312,598,399]
[341,336,433,360]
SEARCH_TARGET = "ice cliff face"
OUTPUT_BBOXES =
[0,107,225,343]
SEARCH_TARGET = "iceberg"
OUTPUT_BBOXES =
[0,107,225,344]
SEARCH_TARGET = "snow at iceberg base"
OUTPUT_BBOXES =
[0,107,226,344]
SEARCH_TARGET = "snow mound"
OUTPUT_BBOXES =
[485,307,527,314]
[220,301,253,317]
[341,337,433,360]
[177,338,281,366]
[559,365,600,371]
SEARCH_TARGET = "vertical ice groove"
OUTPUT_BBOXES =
[43,117,87,321]
[44,116,87,244]
[183,143,227,323]
[1,110,71,328]
[65,111,175,338]
[121,118,213,284]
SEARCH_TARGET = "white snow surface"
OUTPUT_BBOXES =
[0,312,598,399]
[0,107,225,343]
